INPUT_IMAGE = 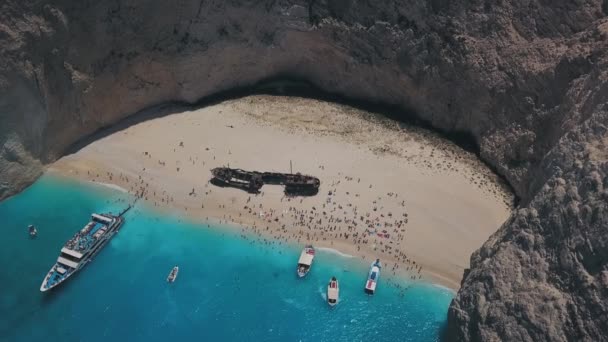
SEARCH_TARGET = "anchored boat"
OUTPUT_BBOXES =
[327,276,339,306]
[364,259,382,295]
[297,245,315,277]
[40,213,125,292]
[167,266,179,283]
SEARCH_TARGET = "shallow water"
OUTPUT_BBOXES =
[0,175,452,341]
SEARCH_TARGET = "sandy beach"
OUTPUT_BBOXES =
[50,95,513,289]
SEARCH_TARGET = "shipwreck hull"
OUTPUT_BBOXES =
[210,167,320,196]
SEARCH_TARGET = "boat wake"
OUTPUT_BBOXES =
[281,297,307,311]
[318,285,327,301]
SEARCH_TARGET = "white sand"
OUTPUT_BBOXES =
[50,95,513,289]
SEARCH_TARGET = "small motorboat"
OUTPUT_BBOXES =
[167,266,179,283]
[28,225,37,238]
[297,245,315,278]
[327,276,339,306]
[364,259,382,295]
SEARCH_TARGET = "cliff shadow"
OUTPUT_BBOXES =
[63,75,517,205]
[65,76,477,154]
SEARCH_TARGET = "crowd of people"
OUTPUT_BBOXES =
[86,148,428,294]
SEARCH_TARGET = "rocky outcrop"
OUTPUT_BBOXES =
[447,110,608,341]
[1,0,607,340]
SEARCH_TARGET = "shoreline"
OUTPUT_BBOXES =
[57,170,455,289]
[50,95,513,290]
[1,170,455,342]
[49,164,463,289]
[90,181,129,193]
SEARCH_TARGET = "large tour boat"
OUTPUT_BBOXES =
[364,259,382,295]
[297,245,315,277]
[40,213,125,292]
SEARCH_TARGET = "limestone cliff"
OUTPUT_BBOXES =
[447,111,608,341]
[0,0,607,340]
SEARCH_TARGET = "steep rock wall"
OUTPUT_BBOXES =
[0,1,607,340]
[448,110,608,341]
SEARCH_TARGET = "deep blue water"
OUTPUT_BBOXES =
[0,175,452,341]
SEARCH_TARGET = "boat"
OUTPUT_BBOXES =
[28,225,37,238]
[40,213,124,292]
[327,276,339,306]
[364,259,382,295]
[210,167,320,196]
[167,266,179,283]
[296,245,315,277]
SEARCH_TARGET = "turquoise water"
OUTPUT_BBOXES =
[0,175,452,341]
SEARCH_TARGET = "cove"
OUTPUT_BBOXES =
[0,174,453,341]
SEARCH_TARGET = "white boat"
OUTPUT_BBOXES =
[28,225,37,238]
[167,266,179,283]
[297,245,315,277]
[327,276,339,306]
[364,259,382,295]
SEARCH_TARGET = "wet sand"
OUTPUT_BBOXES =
[50,95,513,289]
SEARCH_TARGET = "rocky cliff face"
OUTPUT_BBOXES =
[447,111,608,341]
[1,0,606,340]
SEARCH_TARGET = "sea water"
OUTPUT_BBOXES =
[0,175,453,341]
